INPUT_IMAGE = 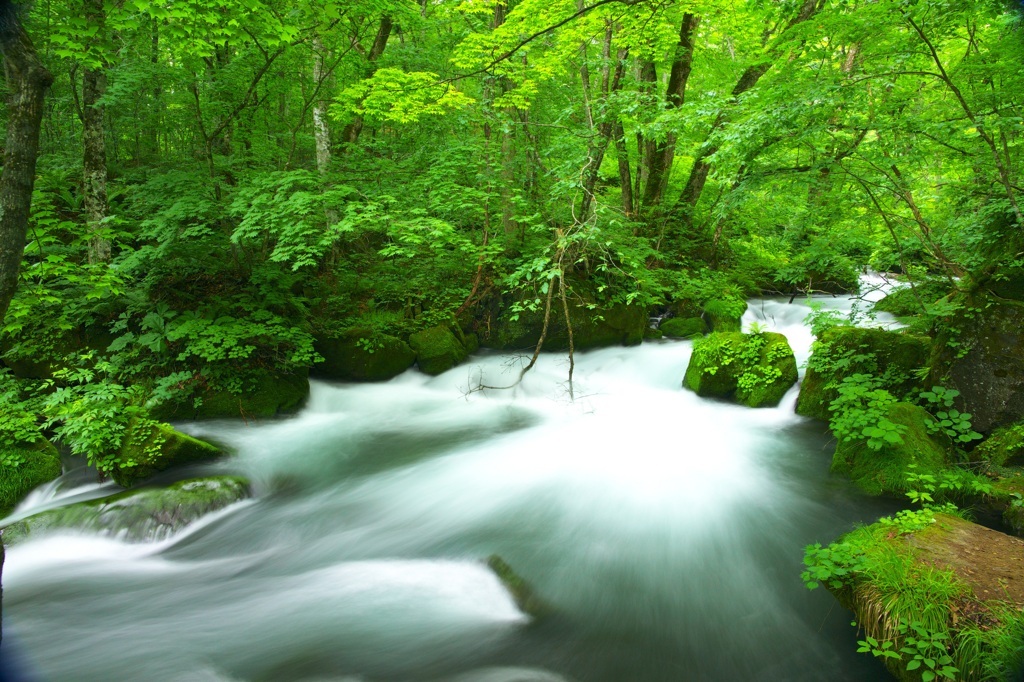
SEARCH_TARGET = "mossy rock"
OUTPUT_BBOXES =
[3,476,250,544]
[1,326,115,380]
[644,327,664,340]
[486,554,547,618]
[683,332,798,408]
[154,371,310,421]
[831,402,951,496]
[974,421,1024,467]
[0,439,62,518]
[702,298,747,333]
[930,296,1024,435]
[797,327,931,421]
[483,300,647,351]
[312,328,416,381]
[109,421,223,488]
[409,325,469,375]
[659,316,707,339]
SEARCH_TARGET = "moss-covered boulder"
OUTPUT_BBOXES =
[797,327,931,421]
[312,328,416,381]
[0,439,62,518]
[812,512,1024,682]
[701,298,747,333]
[154,370,310,421]
[109,421,222,488]
[409,325,469,375]
[3,476,250,544]
[483,300,646,351]
[683,332,798,408]
[974,421,1024,467]
[486,555,547,618]
[831,402,950,496]
[659,316,707,339]
[930,297,1024,435]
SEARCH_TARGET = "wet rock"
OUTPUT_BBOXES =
[486,555,547,618]
[312,328,416,381]
[109,421,223,488]
[3,476,250,544]
[797,327,930,421]
[831,402,950,496]
[659,316,706,339]
[0,439,62,517]
[683,332,798,408]
[409,325,470,375]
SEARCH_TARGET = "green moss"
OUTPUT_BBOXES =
[974,422,1024,467]
[4,476,250,543]
[797,327,931,421]
[409,325,469,375]
[659,317,707,339]
[683,332,798,408]
[0,439,62,517]
[109,421,222,488]
[832,402,950,496]
[486,554,547,618]
[702,298,747,333]
[312,328,416,381]
[484,300,648,351]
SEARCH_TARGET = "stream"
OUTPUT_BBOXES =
[3,279,907,681]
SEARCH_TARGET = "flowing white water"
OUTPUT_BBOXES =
[3,285,905,681]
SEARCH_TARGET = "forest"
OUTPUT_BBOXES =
[2,0,1024,679]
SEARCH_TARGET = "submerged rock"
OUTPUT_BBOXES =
[3,476,250,544]
[831,402,950,496]
[659,316,706,339]
[109,421,223,488]
[313,328,416,381]
[797,327,931,421]
[409,325,470,375]
[683,332,798,408]
[486,555,547,618]
[0,439,62,517]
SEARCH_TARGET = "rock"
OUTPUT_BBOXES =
[109,421,223,488]
[483,300,646,351]
[930,297,1024,435]
[831,402,950,496]
[409,325,469,375]
[154,370,310,421]
[3,476,250,544]
[797,327,931,421]
[683,332,798,408]
[701,298,746,333]
[0,439,62,518]
[312,328,416,381]
[974,421,1024,467]
[643,327,664,340]
[486,555,547,618]
[659,316,707,339]
[817,512,1024,682]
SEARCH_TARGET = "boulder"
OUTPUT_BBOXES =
[930,297,1024,435]
[831,402,950,496]
[659,316,707,339]
[312,328,416,381]
[0,439,62,518]
[409,325,469,375]
[683,332,798,408]
[153,370,309,421]
[797,327,931,421]
[483,300,646,351]
[974,421,1024,467]
[3,476,250,543]
[701,298,746,333]
[109,420,222,488]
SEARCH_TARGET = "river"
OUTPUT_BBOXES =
[2,280,905,681]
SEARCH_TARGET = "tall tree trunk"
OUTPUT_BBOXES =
[634,59,656,202]
[612,120,633,216]
[312,36,332,175]
[342,16,393,146]
[672,0,820,229]
[640,13,699,211]
[83,14,110,264]
[0,7,54,325]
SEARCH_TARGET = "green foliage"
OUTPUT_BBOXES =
[801,542,867,591]
[858,622,959,681]
[918,387,983,444]
[829,374,906,451]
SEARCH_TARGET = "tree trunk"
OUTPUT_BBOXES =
[640,13,699,210]
[312,36,332,175]
[0,9,54,325]
[83,53,110,263]
[341,16,393,146]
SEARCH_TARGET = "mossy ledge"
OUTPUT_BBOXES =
[109,420,223,488]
